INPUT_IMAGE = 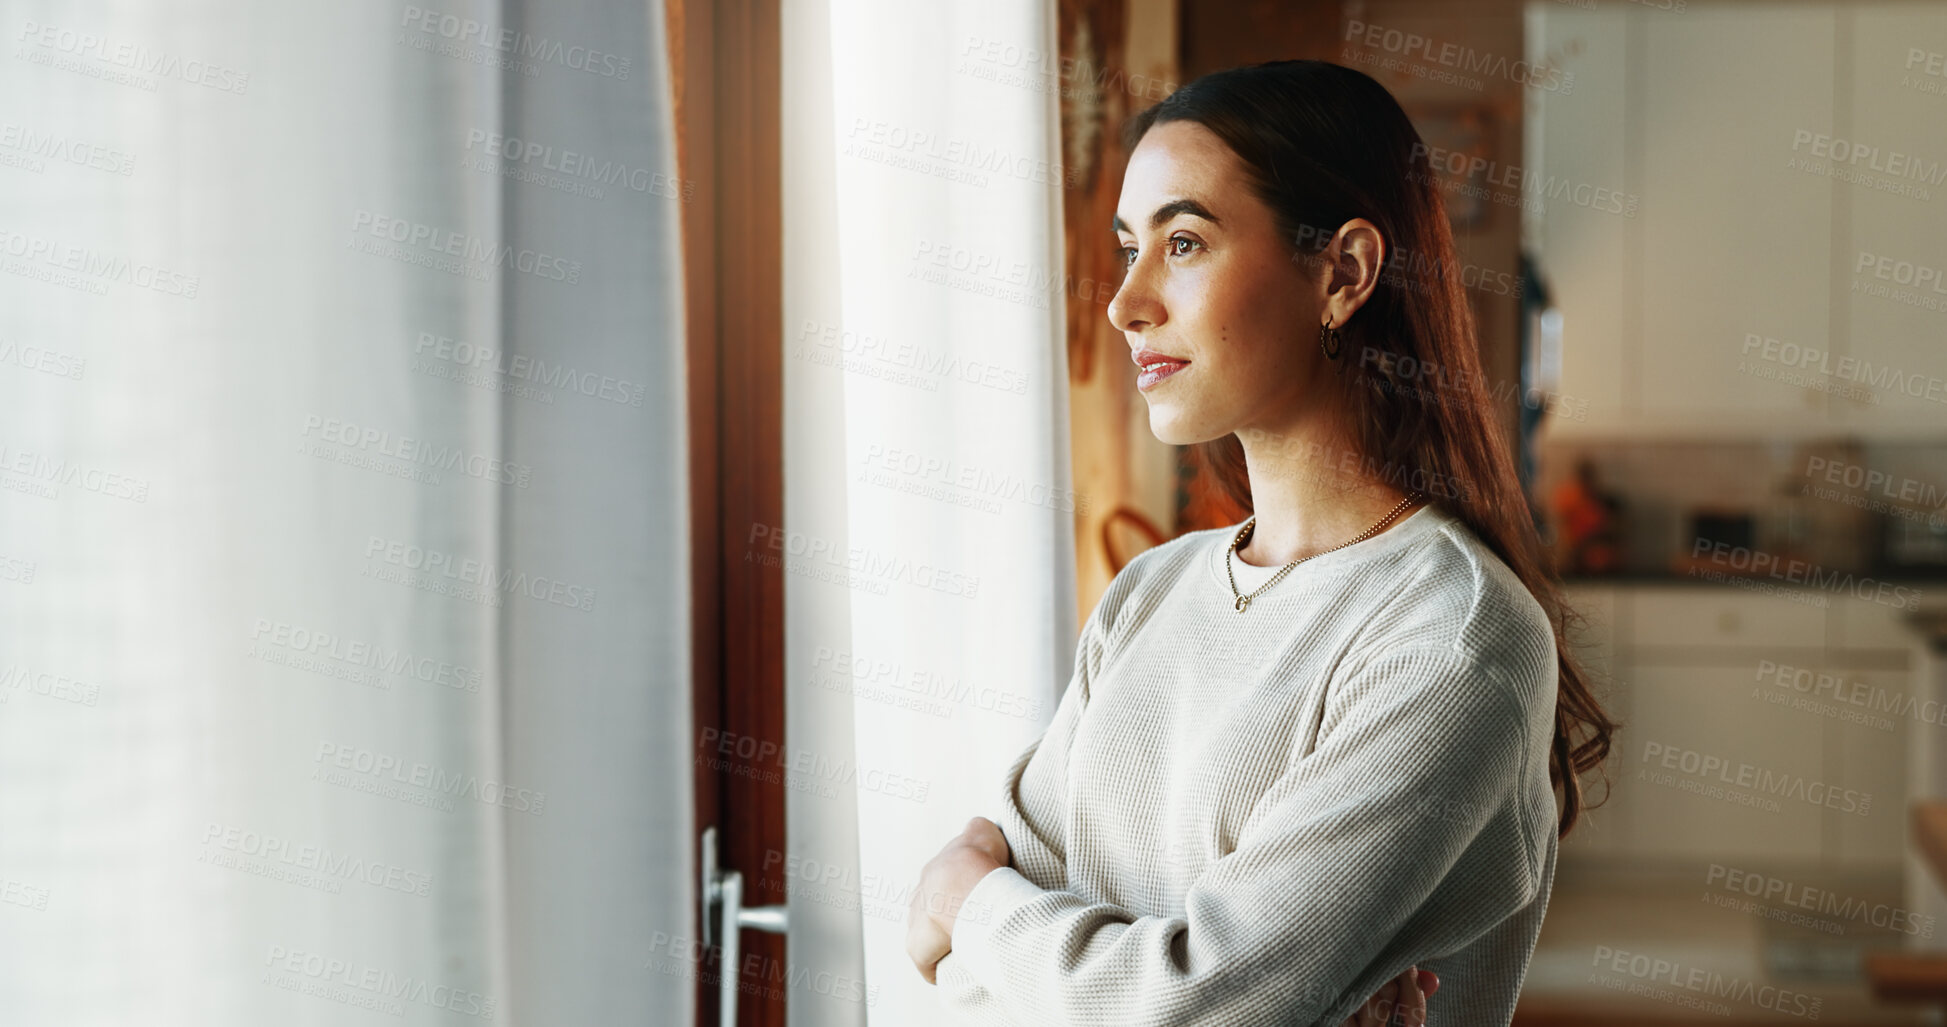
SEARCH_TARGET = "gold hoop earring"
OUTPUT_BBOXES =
[1319,316,1343,361]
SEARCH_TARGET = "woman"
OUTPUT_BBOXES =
[905,59,1615,1026]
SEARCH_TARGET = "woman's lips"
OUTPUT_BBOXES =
[1136,360,1189,391]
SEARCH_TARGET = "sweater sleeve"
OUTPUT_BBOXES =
[938,645,1543,1027]
[989,598,1105,892]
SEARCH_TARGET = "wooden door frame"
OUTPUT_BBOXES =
[668,0,788,1025]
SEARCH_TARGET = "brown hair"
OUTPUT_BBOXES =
[1125,59,1615,837]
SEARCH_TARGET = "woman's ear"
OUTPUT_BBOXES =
[1319,218,1386,328]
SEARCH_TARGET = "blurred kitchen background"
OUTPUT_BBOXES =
[1068,1,1947,1022]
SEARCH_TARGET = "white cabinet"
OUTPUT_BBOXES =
[1638,10,1836,425]
[1559,585,1916,871]
[1619,662,1827,864]
[1835,590,1932,650]
[1532,5,1947,440]
[1558,585,1627,861]
[1825,668,1914,870]
[1562,583,1619,666]
[1531,9,1630,432]
[1836,9,1947,435]
[1624,585,1827,649]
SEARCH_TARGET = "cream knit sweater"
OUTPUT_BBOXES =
[935,502,1560,1026]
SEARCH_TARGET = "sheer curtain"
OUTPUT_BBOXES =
[0,2,691,1025]
[781,1,1076,1024]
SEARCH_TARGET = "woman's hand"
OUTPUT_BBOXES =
[1340,966,1438,1027]
[906,817,1011,984]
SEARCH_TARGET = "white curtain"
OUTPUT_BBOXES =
[782,1,1075,1024]
[0,2,691,1025]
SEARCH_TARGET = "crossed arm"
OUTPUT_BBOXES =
[907,643,1541,1027]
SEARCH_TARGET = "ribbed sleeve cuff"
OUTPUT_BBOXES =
[950,866,1050,988]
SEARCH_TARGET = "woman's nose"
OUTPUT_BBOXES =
[1107,263,1160,333]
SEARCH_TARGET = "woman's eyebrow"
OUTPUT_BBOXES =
[1111,198,1223,234]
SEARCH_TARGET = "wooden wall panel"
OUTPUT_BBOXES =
[669,0,788,1024]
[1061,0,1185,626]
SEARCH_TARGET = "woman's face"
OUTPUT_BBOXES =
[1109,120,1330,447]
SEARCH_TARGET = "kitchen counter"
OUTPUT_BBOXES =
[1517,870,1927,1025]
[1560,572,1947,587]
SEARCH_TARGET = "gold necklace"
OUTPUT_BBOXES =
[1225,492,1423,613]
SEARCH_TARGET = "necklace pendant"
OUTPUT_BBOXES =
[1234,595,1251,613]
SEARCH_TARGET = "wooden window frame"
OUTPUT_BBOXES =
[668,0,787,1024]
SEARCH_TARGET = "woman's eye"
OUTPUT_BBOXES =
[1117,237,1199,267]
